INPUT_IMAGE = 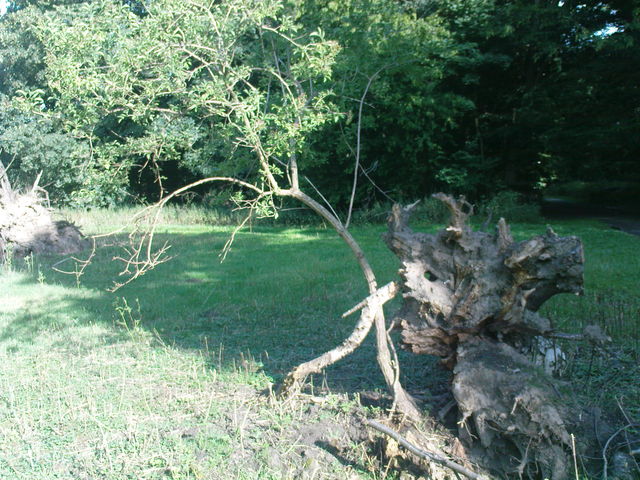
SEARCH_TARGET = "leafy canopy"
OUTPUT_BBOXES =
[27,0,340,207]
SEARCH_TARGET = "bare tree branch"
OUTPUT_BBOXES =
[303,175,341,225]
[281,281,399,394]
[364,419,490,480]
[279,188,421,419]
[341,281,398,318]
[345,68,385,229]
[602,423,640,480]
[59,176,265,291]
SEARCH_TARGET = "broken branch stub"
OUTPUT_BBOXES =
[384,194,587,479]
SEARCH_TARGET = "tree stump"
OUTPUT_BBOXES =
[384,194,587,479]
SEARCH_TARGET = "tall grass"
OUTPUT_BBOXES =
[58,189,545,234]
[58,205,245,233]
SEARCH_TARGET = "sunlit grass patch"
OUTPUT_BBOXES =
[0,341,269,479]
[1,208,639,478]
[0,219,391,478]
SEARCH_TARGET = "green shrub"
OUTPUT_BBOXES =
[350,202,393,224]
[352,192,542,226]
[351,197,451,226]
[476,191,542,224]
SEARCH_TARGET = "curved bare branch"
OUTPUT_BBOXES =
[67,176,265,291]
[280,188,421,419]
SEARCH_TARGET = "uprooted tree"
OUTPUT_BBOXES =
[383,194,613,479]
[0,161,86,263]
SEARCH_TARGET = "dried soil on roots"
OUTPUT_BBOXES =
[0,189,87,262]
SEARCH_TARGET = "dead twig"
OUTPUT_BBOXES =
[341,281,398,318]
[364,419,489,480]
[602,423,640,480]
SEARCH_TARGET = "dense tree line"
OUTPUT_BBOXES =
[0,0,637,209]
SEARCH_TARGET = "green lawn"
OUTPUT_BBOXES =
[1,211,639,479]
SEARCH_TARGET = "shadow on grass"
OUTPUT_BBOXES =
[4,219,639,402]
[1,226,450,396]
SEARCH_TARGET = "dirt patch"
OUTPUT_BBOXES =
[183,384,370,478]
[185,381,469,480]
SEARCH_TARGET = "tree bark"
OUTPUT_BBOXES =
[384,195,583,366]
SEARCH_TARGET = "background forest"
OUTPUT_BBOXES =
[1,0,638,212]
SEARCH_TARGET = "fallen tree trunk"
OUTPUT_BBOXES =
[383,194,592,479]
[279,189,421,420]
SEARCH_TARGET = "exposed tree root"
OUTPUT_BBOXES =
[0,163,87,261]
[365,419,490,480]
[381,194,608,479]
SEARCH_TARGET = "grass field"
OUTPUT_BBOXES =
[1,209,639,479]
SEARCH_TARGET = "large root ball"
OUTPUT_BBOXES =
[383,195,598,479]
[0,187,87,262]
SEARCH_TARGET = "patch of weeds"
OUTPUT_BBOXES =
[561,343,640,416]
[351,197,450,226]
[113,297,145,340]
[544,291,640,352]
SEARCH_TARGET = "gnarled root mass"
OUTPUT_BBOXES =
[0,169,87,262]
[453,337,574,479]
[384,194,596,479]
